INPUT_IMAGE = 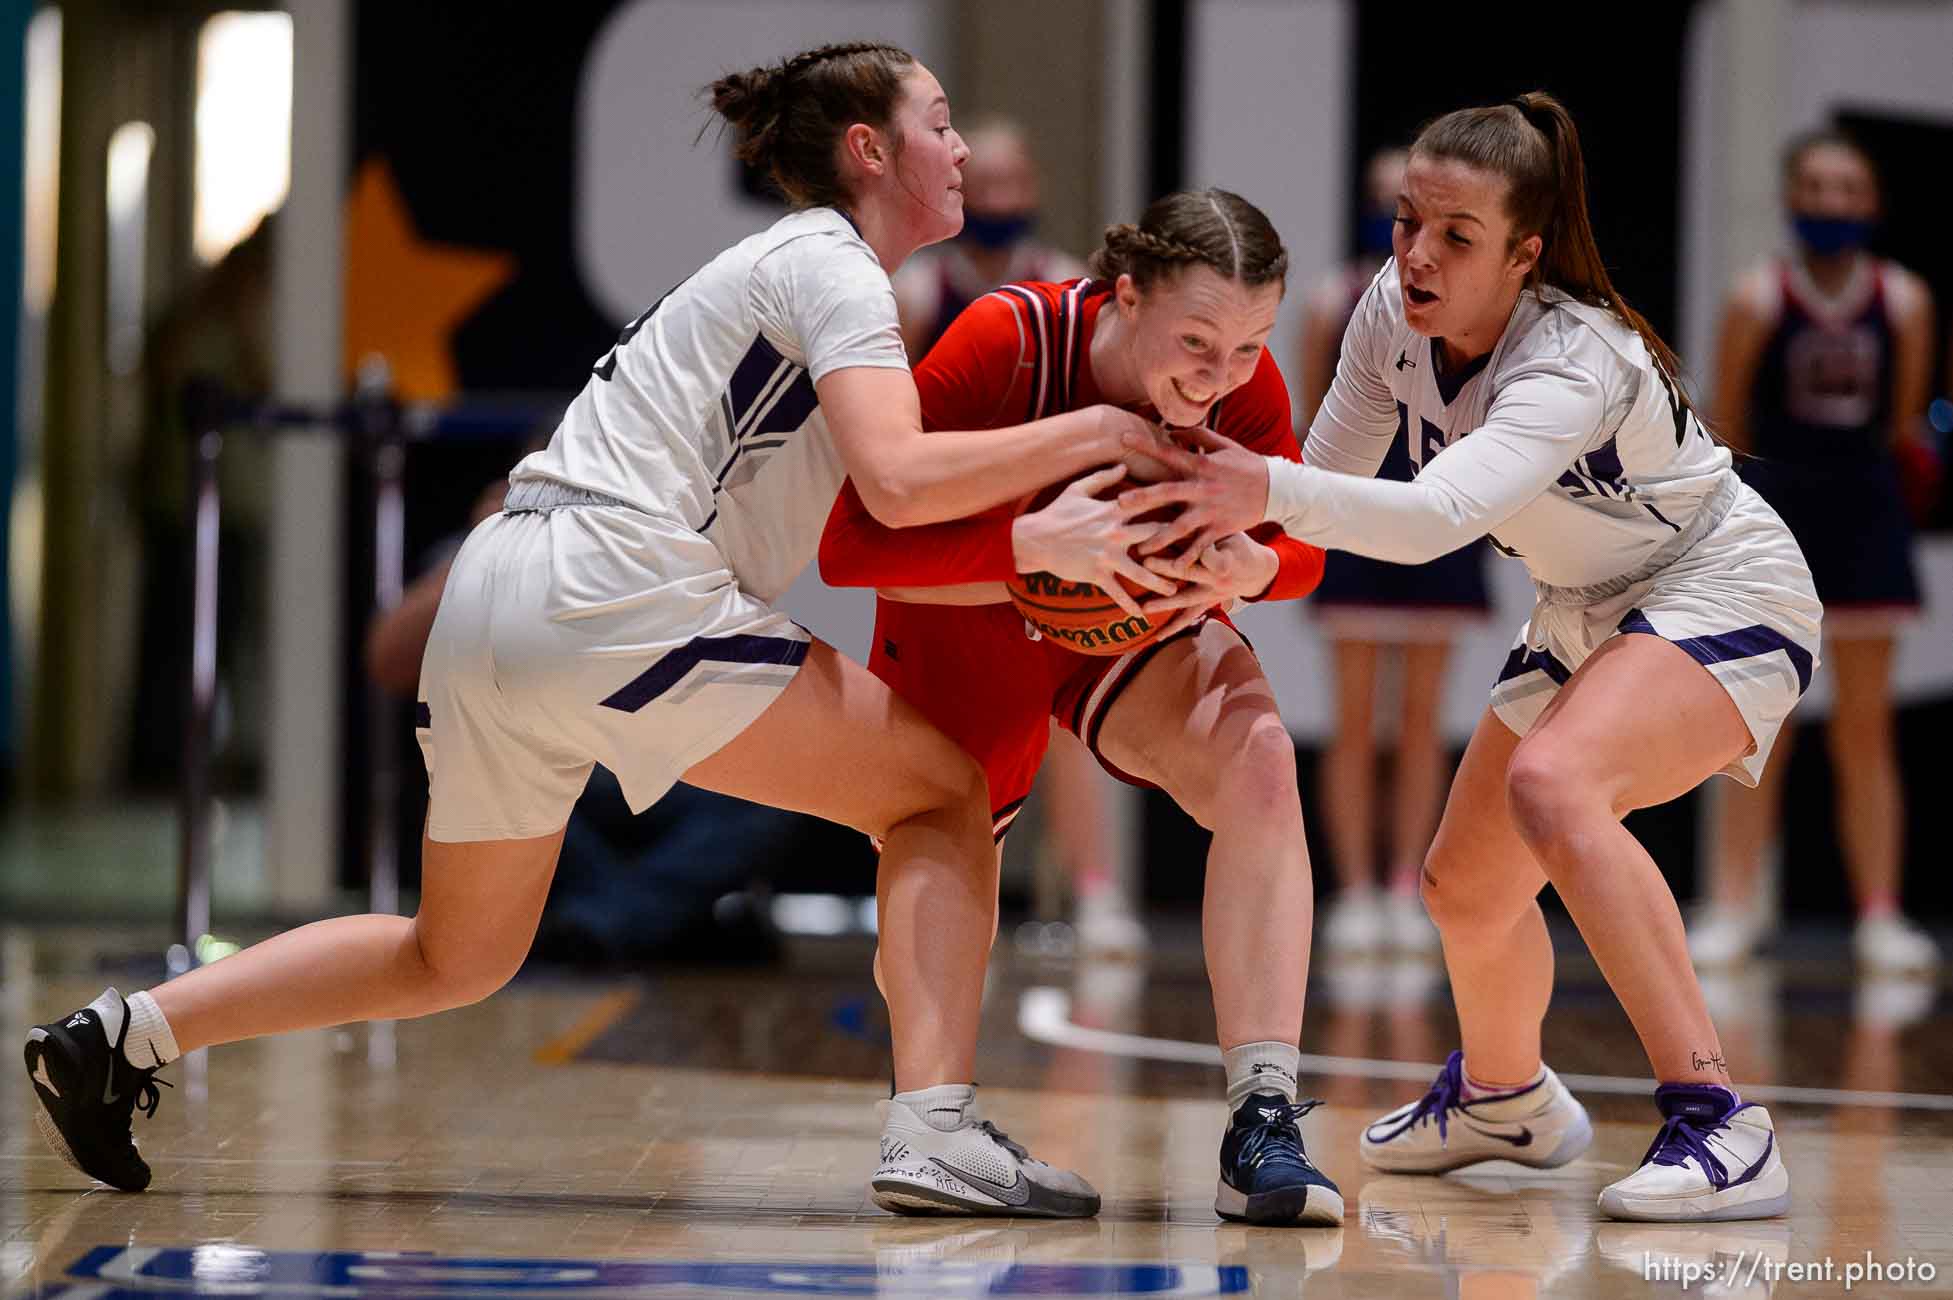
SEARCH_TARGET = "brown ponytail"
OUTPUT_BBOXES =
[1415,92,1697,410]
[701,42,916,209]
[1089,188,1288,295]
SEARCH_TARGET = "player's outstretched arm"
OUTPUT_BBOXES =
[817,366,1171,528]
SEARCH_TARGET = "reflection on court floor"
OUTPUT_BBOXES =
[5,931,1951,1299]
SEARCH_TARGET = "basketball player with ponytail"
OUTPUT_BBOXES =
[1126,94,1820,1222]
[821,191,1343,1226]
[24,42,1158,1215]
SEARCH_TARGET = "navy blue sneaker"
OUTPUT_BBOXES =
[23,989,170,1191]
[1216,1093,1343,1225]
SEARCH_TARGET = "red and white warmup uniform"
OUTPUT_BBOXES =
[820,278,1325,838]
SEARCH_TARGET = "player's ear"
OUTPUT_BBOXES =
[1509,232,1542,280]
[1115,273,1140,317]
[843,122,887,178]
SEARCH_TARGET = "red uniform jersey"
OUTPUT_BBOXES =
[819,279,1324,833]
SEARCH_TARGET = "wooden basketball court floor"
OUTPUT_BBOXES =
[5,923,1952,1298]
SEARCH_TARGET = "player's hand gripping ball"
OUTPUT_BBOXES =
[1004,471,1193,656]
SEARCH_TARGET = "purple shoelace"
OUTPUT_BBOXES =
[1373,1050,1467,1144]
[1643,1084,1752,1191]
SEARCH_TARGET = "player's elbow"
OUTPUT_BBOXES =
[854,473,929,529]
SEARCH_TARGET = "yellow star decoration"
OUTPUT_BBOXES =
[342,158,515,402]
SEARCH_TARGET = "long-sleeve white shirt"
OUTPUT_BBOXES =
[1267,259,1733,590]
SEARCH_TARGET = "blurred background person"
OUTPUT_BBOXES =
[1693,130,1940,973]
[892,115,1141,958]
[1294,147,1486,957]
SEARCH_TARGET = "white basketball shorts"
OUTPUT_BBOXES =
[1489,483,1823,786]
[416,505,809,841]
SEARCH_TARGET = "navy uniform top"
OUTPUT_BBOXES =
[1748,257,1895,466]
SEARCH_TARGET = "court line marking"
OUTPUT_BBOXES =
[534,988,642,1065]
[1017,986,1953,1113]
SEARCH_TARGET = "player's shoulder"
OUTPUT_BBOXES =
[1879,259,1934,325]
[1503,291,1644,393]
[748,207,884,278]
[1723,260,1784,325]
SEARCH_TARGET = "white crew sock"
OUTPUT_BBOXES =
[122,990,182,1068]
[894,1082,976,1132]
[1224,1040,1299,1107]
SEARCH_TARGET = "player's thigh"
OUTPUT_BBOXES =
[1423,707,1545,911]
[416,827,568,989]
[683,639,985,839]
[1514,632,1752,818]
[1094,621,1294,821]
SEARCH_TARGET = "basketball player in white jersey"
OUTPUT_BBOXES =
[23,42,1170,1218]
[1123,93,1819,1223]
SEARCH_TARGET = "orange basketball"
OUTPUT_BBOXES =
[1004,477,1179,656]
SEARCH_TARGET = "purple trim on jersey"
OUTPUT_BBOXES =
[1432,346,1492,407]
[1617,608,1813,695]
[1496,642,1573,687]
[599,634,811,713]
[1583,437,1624,489]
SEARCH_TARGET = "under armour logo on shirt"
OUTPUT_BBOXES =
[1396,351,1416,371]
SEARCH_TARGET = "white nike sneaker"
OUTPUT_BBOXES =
[1360,1050,1593,1174]
[1597,1085,1789,1222]
[871,1086,1100,1218]
[1853,913,1941,974]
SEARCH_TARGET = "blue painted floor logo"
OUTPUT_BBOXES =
[40,1246,1250,1298]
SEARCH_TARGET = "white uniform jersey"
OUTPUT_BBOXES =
[508,207,909,603]
[1273,259,1733,590]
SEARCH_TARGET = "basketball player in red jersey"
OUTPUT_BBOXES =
[822,190,1341,1227]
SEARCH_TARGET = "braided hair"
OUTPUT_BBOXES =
[1089,189,1289,295]
[703,42,916,209]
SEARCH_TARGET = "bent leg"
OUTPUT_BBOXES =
[154,828,567,1052]
[1094,622,1310,1048]
[1419,708,1554,1085]
[684,641,996,1090]
[1504,633,1753,1085]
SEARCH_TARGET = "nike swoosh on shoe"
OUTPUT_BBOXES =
[930,1159,1031,1206]
[1459,1120,1533,1147]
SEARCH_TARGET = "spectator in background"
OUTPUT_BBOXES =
[1295,148,1486,957]
[1694,130,1940,972]
[365,473,800,967]
[891,117,1143,957]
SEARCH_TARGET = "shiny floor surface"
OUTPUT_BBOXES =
[5,928,1953,1299]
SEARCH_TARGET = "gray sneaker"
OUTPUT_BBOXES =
[871,1087,1100,1218]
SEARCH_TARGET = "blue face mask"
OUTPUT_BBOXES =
[1358,211,1396,254]
[1791,215,1874,257]
[960,209,1036,252]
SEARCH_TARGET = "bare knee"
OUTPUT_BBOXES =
[1421,851,1523,933]
[1504,739,1615,856]
[409,921,525,1012]
[1180,713,1298,830]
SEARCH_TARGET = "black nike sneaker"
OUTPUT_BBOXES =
[1217,1093,1343,1225]
[23,989,171,1191]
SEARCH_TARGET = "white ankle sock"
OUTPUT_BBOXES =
[123,990,181,1068]
[1463,1064,1544,1101]
[894,1083,975,1132]
[1224,1041,1299,1106]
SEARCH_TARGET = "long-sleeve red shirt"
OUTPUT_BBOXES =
[818,279,1325,600]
